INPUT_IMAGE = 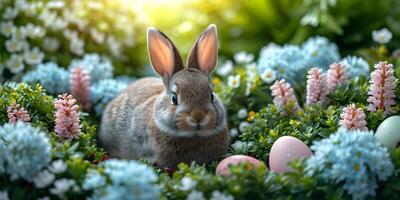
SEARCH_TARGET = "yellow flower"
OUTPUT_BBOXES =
[212,77,221,85]
[247,111,255,121]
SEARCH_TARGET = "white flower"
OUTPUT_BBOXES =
[229,128,239,137]
[179,177,197,191]
[43,37,60,52]
[0,190,9,200]
[245,82,252,96]
[260,68,276,84]
[70,38,85,55]
[6,54,25,74]
[39,10,57,28]
[51,18,68,31]
[231,141,245,152]
[5,38,24,52]
[238,109,248,119]
[49,160,67,174]
[1,21,15,37]
[23,47,44,65]
[33,170,55,188]
[46,1,65,8]
[227,74,241,88]
[107,36,122,57]
[3,7,18,19]
[90,28,105,44]
[239,121,250,132]
[234,51,254,64]
[217,60,234,76]
[50,178,76,197]
[372,28,392,44]
[23,23,46,38]
[12,27,27,40]
[186,190,206,200]
[210,191,234,200]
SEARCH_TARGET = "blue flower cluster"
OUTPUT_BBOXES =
[340,56,370,78]
[258,36,340,82]
[90,79,128,116]
[83,159,160,200]
[302,36,340,69]
[306,128,394,200]
[69,53,113,83]
[22,62,69,94]
[0,122,52,181]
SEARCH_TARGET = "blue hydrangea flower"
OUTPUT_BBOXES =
[69,53,113,83]
[22,62,69,94]
[340,56,370,78]
[302,36,340,70]
[306,128,394,200]
[0,122,52,181]
[258,44,310,82]
[90,79,128,115]
[83,159,159,200]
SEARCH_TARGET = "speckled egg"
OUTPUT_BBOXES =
[269,136,312,173]
[375,115,400,150]
[216,155,263,176]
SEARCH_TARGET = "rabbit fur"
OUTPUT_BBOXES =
[99,24,230,168]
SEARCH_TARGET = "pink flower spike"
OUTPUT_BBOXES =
[7,103,30,123]
[339,104,368,131]
[306,67,328,105]
[69,67,91,111]
[367,61,396,116]
[327,63,348,92]
[270,79,300,114]
[54,94,81,139]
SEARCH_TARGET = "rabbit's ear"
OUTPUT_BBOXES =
[187,24,218,75]
[147,27,184,78]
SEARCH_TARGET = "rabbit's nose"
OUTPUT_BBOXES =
[190,110,205,123]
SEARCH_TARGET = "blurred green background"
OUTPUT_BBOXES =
[115,0,400,75]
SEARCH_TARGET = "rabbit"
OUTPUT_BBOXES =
[98,24,230,168]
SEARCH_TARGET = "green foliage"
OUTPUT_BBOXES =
[241,104,340,160]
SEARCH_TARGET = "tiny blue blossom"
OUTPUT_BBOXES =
[340,56,370,78]
[69,53,113,83]
[90,79,128,116]
[83,159,159,200]
[302,36,340,70]
[0,122,52,181]
[306,128,394,200]
[22,62,69,94]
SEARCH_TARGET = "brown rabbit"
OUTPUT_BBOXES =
[99,24,230,168]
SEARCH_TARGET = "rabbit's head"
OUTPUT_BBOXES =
[147,24,227,137]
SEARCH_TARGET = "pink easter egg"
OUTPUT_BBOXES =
[269,136,312,173]
[216,155,263,176]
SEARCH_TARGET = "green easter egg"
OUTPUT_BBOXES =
[375,116,400,150]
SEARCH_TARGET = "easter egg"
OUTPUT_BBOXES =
[216,155,263,176]
[269,136,312,173]
[375,115,400,150]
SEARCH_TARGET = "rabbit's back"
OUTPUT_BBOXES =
[99,77,163,160]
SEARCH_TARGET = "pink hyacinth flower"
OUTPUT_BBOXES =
[306,67,328,105]
[7,103,30,123]
[367,62,396,116]
[69,67,91,111]
[339,104,368,131]
[54,94,81,139]
[270,79,300,114]
[327,63,348,92]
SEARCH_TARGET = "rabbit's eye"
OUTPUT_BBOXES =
[211,92,214,103]
[171,92,178,105]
